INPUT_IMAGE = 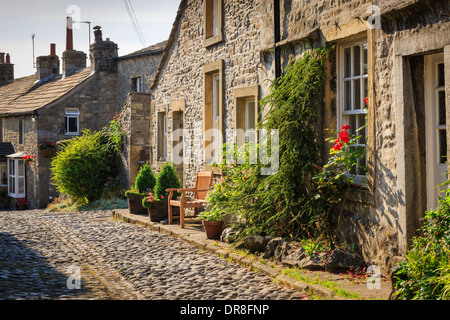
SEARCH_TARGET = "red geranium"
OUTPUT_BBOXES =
[338,130,350,144]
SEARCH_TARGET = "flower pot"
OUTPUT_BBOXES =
[147,199,180,222]
[202,220,224,239]
[19,204,27,210]
[127,194,147,215]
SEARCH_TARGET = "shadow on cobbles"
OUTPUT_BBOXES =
[0,232,88,300]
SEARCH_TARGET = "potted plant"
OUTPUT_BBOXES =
[22,155,35,165]
[197,210,226,239]
[125,163,156,215]
[17,198,28,210]
[146,162,181,222]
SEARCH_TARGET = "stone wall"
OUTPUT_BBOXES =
[117,53,163,110]
[150,0,263,188]
[117,92,151,189]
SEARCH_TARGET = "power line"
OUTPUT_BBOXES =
[123,0,146,47]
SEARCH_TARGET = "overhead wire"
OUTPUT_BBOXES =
[123,0,146,47]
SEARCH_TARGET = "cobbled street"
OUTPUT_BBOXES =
[0,210,307,300]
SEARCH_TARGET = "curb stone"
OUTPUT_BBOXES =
[112,209,359,300]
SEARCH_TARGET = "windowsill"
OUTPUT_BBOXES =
[204,33,223,48]
[8,194,26,199]
[65,133,79,136]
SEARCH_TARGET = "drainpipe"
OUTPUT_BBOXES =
[273,0,281,79]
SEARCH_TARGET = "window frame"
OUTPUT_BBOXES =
[65,108,80,136]
[157,111,168,162]
[337,39,369,187]
[0,160,7,186]
[204,0,223,47]
[234,85,259,148]
[7,157,25,198]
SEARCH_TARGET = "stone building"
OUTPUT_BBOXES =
[116,41,167,187]
[148,0,450,274]
[0,24,120,209]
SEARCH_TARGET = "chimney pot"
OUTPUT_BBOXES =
[66,17,74,51]
[50,43,56,56]
[93,25,103,43]
[0,53,4,64]
[5,53,10,64]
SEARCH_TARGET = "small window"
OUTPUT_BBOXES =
[157,111,167,162]
[131,76,143,93]
[204,0,222,46]
[65,108,80,135]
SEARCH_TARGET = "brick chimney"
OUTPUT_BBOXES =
[89,26,118,73]
[36,43,60,81]
[62,16,87,76]
[0,52,14,86]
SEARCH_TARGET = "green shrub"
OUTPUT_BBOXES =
[51,116,124,203]
[393,188,450,300]
[51,130,114,202]
[154,162,181,200]
[134,163,156,193]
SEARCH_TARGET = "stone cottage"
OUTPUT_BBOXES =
[148,0,449,274]
[116,41,167,187]
[0,22,120,209]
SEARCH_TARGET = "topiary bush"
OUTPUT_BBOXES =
[134,163,156,194]
[154,162,181,200]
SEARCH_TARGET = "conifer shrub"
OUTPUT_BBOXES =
[134,163,156,194]
[154,162,181,200]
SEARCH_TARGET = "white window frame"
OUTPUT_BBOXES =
[7,158,25,198]
[65,108,80,136]
[157,111,167,162]
[213,0,220,37]
[337,39,368,187]
[131,76,143,93]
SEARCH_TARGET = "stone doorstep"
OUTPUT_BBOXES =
[111,209,390,300]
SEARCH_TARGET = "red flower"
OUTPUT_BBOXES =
[338,130,350,144]
[363,97,369,105]
[341,124,351,131]
[333,142,343,151]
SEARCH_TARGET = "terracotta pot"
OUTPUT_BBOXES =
[202,220,224,239]
[127,194,147,215]
[40,148,56,157]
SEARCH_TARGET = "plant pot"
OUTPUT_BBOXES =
[19,204,27,210]
[127,194,147,215]
[147,199,180,222]
[202,220,224,239]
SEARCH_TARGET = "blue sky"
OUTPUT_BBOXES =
[0,0,180,78]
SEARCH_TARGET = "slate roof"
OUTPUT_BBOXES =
[0,142,15,158]
[116,40,168,61]
[0,68,93,116]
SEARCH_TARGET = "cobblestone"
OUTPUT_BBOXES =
[0,210,309,300]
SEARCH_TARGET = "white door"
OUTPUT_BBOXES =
[425,53,447,209]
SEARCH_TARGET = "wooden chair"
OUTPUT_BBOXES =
[167,171,214,228]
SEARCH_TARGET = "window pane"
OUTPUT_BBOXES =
[9,159,14,176]
[18,160,24,176]
[65,108,79,115]
[363,78,368,105]
[68,117,78,133]
[9,176,14,194]
[439,90,446,126]
[439,129,447,164]
[353,45,361,76]
[358,114,366,144]
[438,63,445,87]
[344,80,351,110]
[354,79,361,109]
[1,162,7,185]
[363,43,368,75]
[344,47,351,78]
[18,177,25,195]
[246,100,256,130]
